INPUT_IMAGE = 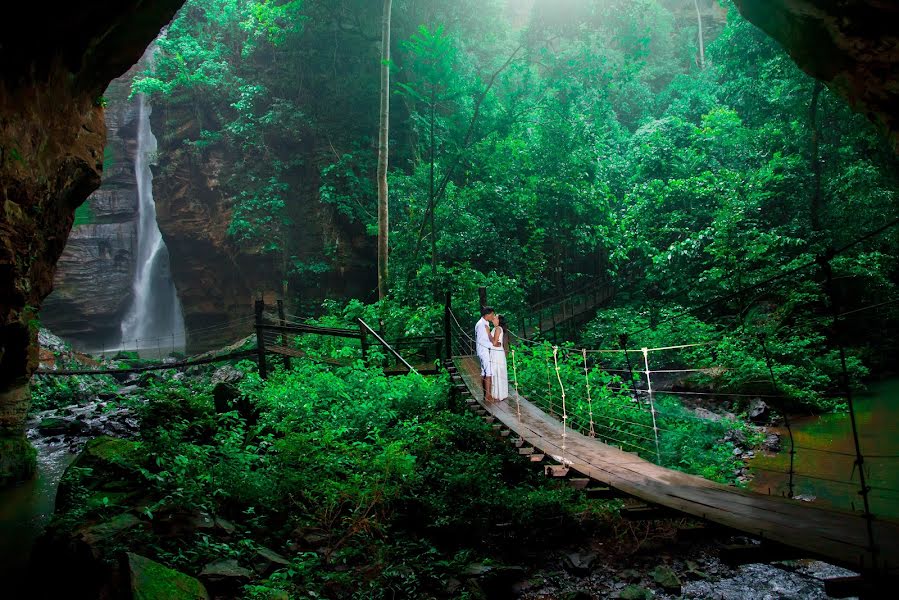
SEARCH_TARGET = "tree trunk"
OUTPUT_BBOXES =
[429,90,437,298]
[694,0,705,69]
[377,0,392,299]
[809,81,824,232]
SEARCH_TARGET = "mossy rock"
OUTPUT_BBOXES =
[0,433,36,487]
[651,565,681,591]
[128,553,209,600]
[620,584,652,600]
[57,436,144,511]
[79,436,142,464]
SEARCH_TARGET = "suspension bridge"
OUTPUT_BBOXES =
[34,226,899,593]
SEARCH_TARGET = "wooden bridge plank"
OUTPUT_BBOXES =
[452,355,899,578]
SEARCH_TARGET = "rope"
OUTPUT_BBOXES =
[582,349,596,438]
[511,348,522,423]
[641,347,662,464]
[552,346,568,463]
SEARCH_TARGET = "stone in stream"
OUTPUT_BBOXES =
[763,432,781,452]
[748,398,770,423]
[651,564,682,592]
[562,551,597,575]
[128,552,209,599]
[619,584,652,600]
[38,416,87,435]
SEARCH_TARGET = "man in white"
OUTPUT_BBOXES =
[475,306,496,402]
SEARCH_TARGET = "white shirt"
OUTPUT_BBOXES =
[475,317,492,357]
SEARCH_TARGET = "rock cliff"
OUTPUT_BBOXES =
[149,101,376,351]
[41,62,146,349]
[0,1,185,486]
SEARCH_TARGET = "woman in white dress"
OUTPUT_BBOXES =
[489,314,509,401]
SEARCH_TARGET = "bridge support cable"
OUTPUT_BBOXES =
[511,348,522,423]
[641,347,662,465]
[821,254,878,563]
[581,349,596,438]
[758,333,796,498]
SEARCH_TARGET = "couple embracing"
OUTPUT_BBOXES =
[475,306,510,403]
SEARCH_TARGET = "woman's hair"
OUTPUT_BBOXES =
[498,314,508,329]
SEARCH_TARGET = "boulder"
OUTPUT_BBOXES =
[763,433,781,452]
[748,399,769,423]
[200,558,253,596]
[127,552,209,599]
[211,365,245,413]
[562,551,598,576]
[38,416,87,435]
[620,584,652,600]
[651,565,681,592]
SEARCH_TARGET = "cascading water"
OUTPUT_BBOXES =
[119,93,186,355]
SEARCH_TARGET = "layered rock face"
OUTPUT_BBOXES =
[0,1,185,486]
[41,65,145,348]
[734,0,899,149]
[150,102,376,351]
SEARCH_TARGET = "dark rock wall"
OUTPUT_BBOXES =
[42,61,147,348]
[0,1,185,486]
[734,0,899,149]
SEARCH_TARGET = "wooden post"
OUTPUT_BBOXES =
[359,320,369,366]
[444,291,452,361]
[255,299,268,380]
[276,299,291,370]
[478,285,487,309]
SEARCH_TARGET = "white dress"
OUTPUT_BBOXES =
[490,327,509,401]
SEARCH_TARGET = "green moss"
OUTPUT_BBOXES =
[73,201,94,225]
[127,553,209,600]
[0,434,37,487]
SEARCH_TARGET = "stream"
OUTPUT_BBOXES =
[749,377,899,520]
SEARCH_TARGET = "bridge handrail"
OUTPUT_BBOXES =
[356,318,418,375]
[527,277,608,312]
[35,349,259,376]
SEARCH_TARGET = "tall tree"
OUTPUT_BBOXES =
[377,0,392,299]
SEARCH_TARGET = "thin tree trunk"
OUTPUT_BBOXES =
[694,0,705,69]
[377,0,392,299]
[809,81,823,232]
[429,90,437,297]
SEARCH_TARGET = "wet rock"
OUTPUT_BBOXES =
[651,564,681,592]
[215,517,237,535]
[619,584,652,600]
[252,546,289,576]
[618,568,642,582]
[562,591,591,600]
[463,562,526,598]
[127,552,209,600]
[200,559,253,596]
[38,416,87,435]
[562,551,597,575]
[723,428,747,446]
[748,399,769,423]
[212,365,245,412]
[692,407,721,421]
[763,433,781,452]
[117,384,141,396]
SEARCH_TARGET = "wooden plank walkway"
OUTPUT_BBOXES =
[453,355,899,579]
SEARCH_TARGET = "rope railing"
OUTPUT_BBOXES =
[448,297,899,528]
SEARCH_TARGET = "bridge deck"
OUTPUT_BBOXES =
[454,355,899,579]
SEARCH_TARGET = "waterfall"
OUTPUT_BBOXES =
[119,93,186,356]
